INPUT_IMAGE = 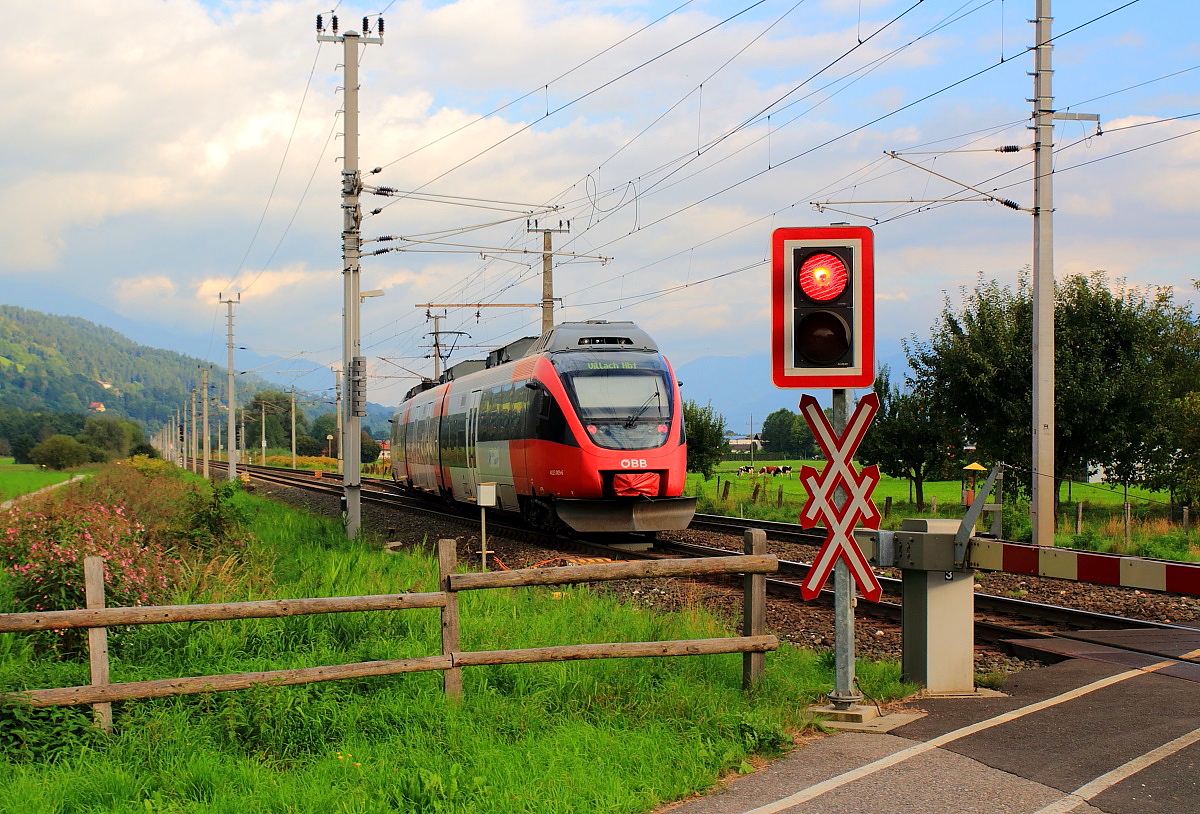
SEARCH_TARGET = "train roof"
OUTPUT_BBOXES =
[526,320,658,355]
[402,320,658,401]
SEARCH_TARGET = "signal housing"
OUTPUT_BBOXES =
[771,225,875,388]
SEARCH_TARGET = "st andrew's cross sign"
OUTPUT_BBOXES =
[797,393,883,603]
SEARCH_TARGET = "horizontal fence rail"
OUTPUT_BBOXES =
[1,536,779,721]
[0,593,449,633]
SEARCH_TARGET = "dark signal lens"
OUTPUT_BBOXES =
[798,252,847,302]
[795,312,850,364]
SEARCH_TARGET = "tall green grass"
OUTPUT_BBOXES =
[0,478,916,813]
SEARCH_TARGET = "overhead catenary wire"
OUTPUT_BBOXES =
[340,0,1171,391]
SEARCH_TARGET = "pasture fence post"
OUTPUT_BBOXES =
[1124,503,1132,550]
[84,556,113,733]
[1076,502,1083,535]
[1184,506,1190,534]
[437,538,463,699]
[884,496,892,519]
[721,481,731,501]
[751,484,760,505]
[742,529,766,689]
[776,485,784,508]
[930,496,937,515]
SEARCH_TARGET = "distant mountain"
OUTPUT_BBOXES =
[0,305,392,432]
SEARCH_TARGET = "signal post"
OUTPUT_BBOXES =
[772,225,878,719]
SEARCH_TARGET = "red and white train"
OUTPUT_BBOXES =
[389,321,695,534]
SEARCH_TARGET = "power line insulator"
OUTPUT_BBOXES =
[996,145,1021,153]
[378,18,384,35]
[362,17,369,33]
[316,14,323,32]
[331,15,338,33]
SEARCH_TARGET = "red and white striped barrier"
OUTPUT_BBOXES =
[966,538,1200,597]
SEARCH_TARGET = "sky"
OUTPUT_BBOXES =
[3,0,1198,429]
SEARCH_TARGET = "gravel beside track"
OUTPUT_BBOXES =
[249,479,1200,677]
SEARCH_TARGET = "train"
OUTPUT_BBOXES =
[389,320,696,534]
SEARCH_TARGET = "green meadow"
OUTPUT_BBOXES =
[690,460,1195,559]
[0,457,79,502]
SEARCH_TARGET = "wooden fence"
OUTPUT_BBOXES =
[1,532,778,729]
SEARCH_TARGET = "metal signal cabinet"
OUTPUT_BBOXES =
[771,225,875,388]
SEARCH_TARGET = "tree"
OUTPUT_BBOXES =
[760,409,800,458]
[29,435,90,470]
[360,430,381,464]
[682,400,728,480]
[296,435,323,457]
[856,366,959,510]
[77,415,135,460]
[244,391,298,449]
[905,270,1200,503]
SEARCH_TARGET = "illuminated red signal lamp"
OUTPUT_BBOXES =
[771,226,875,388]
[798,252,847,301]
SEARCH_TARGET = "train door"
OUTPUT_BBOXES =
[464,389,482,502]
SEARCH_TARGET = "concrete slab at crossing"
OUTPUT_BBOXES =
[659,657,1200,814]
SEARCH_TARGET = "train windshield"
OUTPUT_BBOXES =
[553,352,674,451]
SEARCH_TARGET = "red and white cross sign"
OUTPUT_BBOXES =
[797,392,883,603]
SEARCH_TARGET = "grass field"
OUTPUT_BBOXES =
[0,465,917,813]
[0,457,79,502]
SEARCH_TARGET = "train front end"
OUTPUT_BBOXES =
[524,322,696,533]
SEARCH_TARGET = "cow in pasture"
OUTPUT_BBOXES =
[778,465,793,476]
[736,465,755,476]
[759,466,779,476]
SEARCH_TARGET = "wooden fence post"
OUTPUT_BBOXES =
[884,496,892,519]
[742,529,766,689]
[721,481,731,501]
[437,539,462,699]
[1184,506,1190,534]
[930,495,937,515]
[776,485,784,508]
[84,556,112,733]
[751,484,760,505]
[1075,502,1084,534]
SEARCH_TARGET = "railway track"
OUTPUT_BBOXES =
[205,461,1199,661]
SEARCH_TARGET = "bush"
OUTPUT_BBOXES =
[172,480,249,551]
[28,435,89,470]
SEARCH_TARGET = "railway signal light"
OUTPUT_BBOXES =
[771,225,875,388]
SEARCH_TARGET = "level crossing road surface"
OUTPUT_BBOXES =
[660,653,1200,814]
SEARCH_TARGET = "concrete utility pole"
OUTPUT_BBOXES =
[290,388,297,470]
[1030,0,1055,549]
[220,293,240,482]
[201,368,210,479]
[527,220,570,333]
[335,369,344,475]
[1030,1,1099,547]
[319,15,383,538]
[189,387,197,473]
